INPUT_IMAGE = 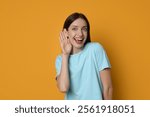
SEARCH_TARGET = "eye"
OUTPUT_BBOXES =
[72,27,78,31]
[82,27,88,32]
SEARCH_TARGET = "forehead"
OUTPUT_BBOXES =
[70,18,87,27]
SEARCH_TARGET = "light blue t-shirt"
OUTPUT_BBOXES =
[55,42,111,100]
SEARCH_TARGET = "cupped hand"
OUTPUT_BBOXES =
[59,29,72,55]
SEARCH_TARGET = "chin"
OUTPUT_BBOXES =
[73,43,85,48]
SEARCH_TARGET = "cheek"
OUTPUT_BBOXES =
[69,36,76,44]
[83,32,88,38]
[68,32,75,38]
[69,37,75,43]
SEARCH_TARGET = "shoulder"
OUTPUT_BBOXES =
[55,55,62,63]
[85,42,104,52]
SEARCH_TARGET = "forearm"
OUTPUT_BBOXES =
[57,54,70,93]
[100,68,113,100]
[103,86,113,100]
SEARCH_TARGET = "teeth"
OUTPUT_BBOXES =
[74,38,83,41]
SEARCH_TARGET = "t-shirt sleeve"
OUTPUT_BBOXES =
[55,55,62,77]
[95,43,111,71]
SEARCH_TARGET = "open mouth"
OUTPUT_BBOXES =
[74,38,84,44]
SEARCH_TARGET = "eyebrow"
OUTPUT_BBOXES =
[71,25,87,28]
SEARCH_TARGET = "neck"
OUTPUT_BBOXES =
[71,47,83,54]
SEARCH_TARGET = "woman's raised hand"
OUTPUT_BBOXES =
[59,29,72,55]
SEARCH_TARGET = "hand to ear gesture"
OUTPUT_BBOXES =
[60,29,72,56]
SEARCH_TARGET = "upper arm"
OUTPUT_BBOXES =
[94,43,111,71]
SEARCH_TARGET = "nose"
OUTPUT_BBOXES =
[77,29,83,37]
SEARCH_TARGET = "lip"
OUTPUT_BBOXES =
[74,38,84,44]
[74,37,84,41]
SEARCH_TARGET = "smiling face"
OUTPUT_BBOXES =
[67,18,88,54]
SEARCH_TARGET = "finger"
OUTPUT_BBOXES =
[62,30,67,44]
[59,32,65,49]
[61,30,66,40]
[59,31,63,43]
[67,37,69,44]
[64,29,69,39]
[67,38,71,45]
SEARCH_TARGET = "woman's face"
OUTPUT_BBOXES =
[67,18,88,51]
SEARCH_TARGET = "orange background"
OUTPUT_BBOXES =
[0,0,150,99]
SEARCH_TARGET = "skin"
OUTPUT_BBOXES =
[100,68,113,99]
[57,18,113,99]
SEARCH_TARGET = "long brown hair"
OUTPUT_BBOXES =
[63,12,91,45]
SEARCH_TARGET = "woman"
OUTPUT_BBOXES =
[55,12,113,100]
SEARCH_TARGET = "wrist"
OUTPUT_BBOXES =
[62,53,70,58]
